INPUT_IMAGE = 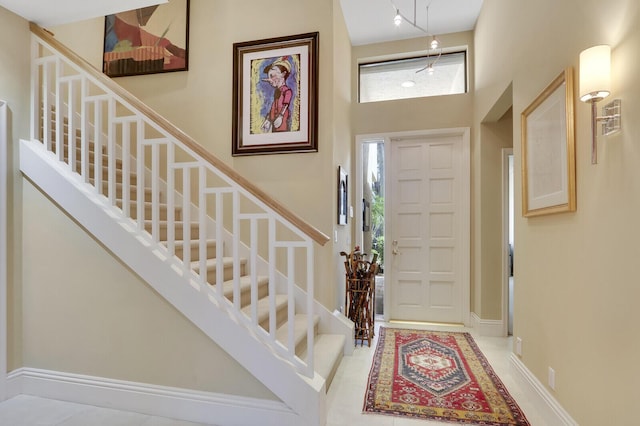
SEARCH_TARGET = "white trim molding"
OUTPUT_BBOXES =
[510,354,578,425]
[0,100,8,402]
[6,368,297,426]
[471,312,504,337]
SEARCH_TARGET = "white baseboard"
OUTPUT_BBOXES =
[6,368,298,426]
[470,312,504,337]
[510,354,578,425]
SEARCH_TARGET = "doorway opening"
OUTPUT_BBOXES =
[502,149,514,336]
[360,139,385,318]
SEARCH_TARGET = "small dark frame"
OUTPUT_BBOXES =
[103,0,190,77]
[338,166,348,225]
[232,32,319,156]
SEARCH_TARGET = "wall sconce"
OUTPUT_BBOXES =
[579,45,622,164]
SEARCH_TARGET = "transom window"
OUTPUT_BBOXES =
[359,51,467,103]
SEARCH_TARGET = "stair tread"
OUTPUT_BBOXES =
[144,220,198,226]
[92,180,150,191]
[172,239,217,248]
[275,314,320,348]
[190,257,245,271]
[118,200,172,208]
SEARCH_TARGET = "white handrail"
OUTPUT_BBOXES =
[30,29,319,378]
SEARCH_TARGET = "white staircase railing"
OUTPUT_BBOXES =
[29,23,329,379]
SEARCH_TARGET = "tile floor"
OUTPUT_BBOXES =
[327,321,549,426]
[0,321,550,425]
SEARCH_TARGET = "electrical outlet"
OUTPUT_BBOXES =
[516,337,522,356]
[548,367,556,390]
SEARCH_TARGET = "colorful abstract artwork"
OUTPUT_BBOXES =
[103,0,190,77]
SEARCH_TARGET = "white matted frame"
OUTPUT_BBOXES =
[521,68,576,217]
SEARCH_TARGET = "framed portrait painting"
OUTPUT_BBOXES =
[232,32,319,156]
[521,67,576,217]
[103,0,190,77]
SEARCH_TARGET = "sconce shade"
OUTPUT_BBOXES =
[579,45,611,102]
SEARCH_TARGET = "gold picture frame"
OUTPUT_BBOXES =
[521,67,576,217]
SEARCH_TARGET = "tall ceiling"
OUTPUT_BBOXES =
[0,0,166,27]
[0,0,482,46]
[340,0,483,46]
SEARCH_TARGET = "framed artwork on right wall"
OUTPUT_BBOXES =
[521,67,576,217]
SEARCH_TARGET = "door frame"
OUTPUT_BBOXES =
[356,128,470,326]
[502,148,513,336]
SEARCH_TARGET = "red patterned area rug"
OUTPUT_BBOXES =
[363,327,530,425]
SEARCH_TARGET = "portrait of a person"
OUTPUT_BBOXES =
[260,57,293,133]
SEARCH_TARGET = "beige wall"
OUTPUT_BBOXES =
[477,109,512,319]
[8,0,350,398]
[0,6,30,371]
[21,182,274,399]
[330,0,353,308]
[475,1,640,424]
[351,31,474,135]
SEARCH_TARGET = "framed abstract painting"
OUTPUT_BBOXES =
[232,32,319,156]
[103,0,190,77]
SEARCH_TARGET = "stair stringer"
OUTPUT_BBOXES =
[19,139,328,426]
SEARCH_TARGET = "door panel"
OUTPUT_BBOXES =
[389,134,466,323]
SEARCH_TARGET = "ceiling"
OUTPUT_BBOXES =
[0,0,166,27]
[340,0,483,46]
[0,0,482,46]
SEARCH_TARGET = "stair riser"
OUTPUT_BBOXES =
[259,304,289,334]
[291,323,319,358]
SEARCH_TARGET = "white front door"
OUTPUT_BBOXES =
[388,129,469,324]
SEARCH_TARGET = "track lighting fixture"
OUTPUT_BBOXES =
[390,0,442,75]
